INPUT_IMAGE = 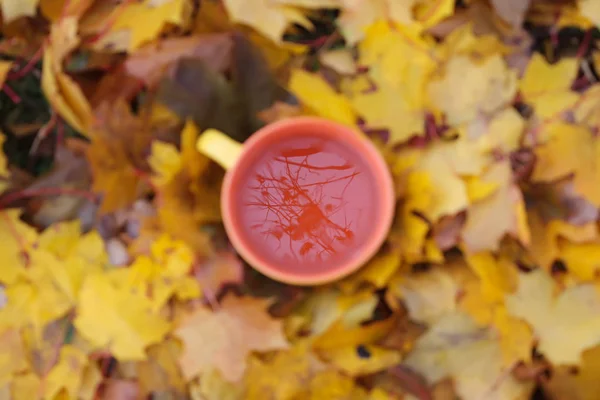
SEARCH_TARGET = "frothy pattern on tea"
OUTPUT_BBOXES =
[236,136,377,274]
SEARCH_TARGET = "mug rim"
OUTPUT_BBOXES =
[220,116,395,285]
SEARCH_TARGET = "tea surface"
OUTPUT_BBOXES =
[233,134,379,275]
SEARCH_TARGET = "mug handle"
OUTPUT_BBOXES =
[196,129,243,170]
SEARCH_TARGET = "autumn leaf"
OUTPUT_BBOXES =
[41,17,94,137]
[75,273,171,360]
[109,234,201,312]
[84,0,192,52]
[288,69,357,127]
[347,68,426,145]
[519,53,579,118]
[125,33,234,88]
[149,120,221,254]
[43,345,89,399]
[87,99,151,213]
[462,161,530,252]
[175,294,289,382]
[532,122,600,206]
[404,311,533,400]
[428,54,517,126]
[506,269,600,365]
[4,1,600,397]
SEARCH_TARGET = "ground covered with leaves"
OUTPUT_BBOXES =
[2,0,600,399]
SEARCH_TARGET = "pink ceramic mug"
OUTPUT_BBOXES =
[197,117,395,285]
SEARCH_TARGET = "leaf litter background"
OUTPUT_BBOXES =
[3,0,600,399]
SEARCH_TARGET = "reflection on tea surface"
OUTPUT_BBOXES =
[237,136,376,273]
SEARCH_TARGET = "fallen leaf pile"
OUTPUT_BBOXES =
[1,0,600,399]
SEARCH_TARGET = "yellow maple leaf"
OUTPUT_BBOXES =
[288,69,358,126]
[531,122,600,206]
[359,21,436,104]
[36,221,107,302]
[0,254,72,335]
[175,295,289,382]
[348,68,426,145]
[428,54,517,126]
[519,53,579,118]
[415,145,470,221]
[74,273,171,360]
[112,234,200,312]
[506,269,600,365]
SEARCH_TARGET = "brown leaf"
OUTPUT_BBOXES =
[87,100,151,213]
[90,66,144,109]
[126,34,234,88]
[156,58,244,141]
[101,380,139,400]
[229,31,291,135]
[432,213,466,251]
[11,143,95,229]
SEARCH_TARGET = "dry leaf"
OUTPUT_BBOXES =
[506,269,600,365]
[175,294,289,382]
